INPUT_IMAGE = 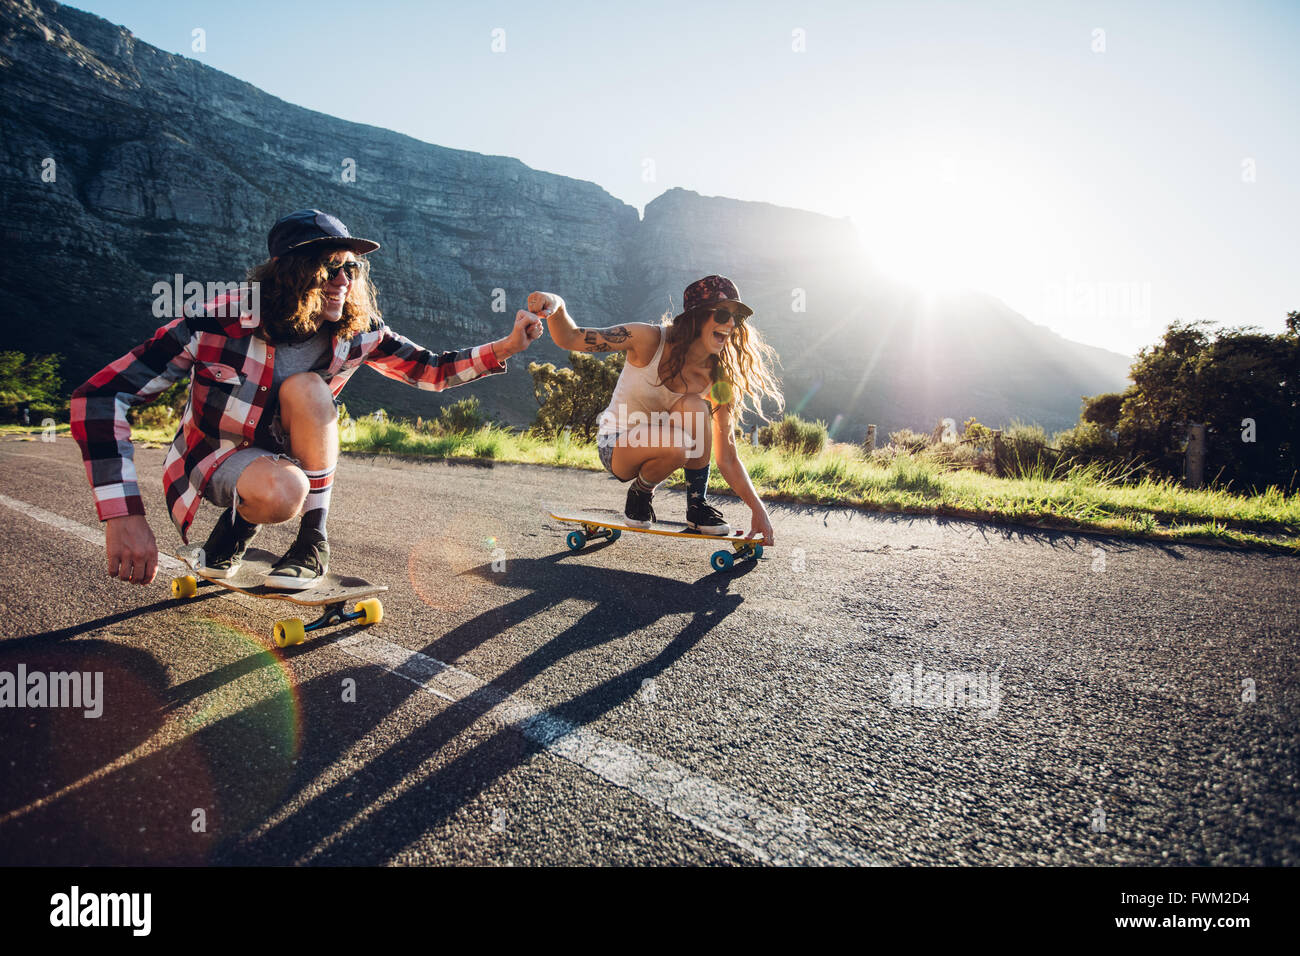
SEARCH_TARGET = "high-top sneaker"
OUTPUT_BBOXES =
[197,507,260,578]
[265,532,330,591]
[624,483,656,528]
[686,500,730,535]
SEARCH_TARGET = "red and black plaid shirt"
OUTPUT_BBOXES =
[71,293,504,542]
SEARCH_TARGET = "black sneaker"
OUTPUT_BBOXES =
[686,500,731,535]
[265,534,330,591]
[624,484,656,528]
[198,507,260,578]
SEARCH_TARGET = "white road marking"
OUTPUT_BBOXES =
[0,493,186,571]
[1,491,877,866]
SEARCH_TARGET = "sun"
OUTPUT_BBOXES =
[848,147,1039,299]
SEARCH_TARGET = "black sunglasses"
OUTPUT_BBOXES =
[711,307,746,324]
[323,261,361,282]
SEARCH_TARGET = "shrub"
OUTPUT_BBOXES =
[924,439,992,473]
[887,428,931,454]
[529,351,625,440]
[435,396,487,433]
[999,421,1056,478]
[960,418,996,450]
[1081,393,1124,430]
[1055,420,1120,463]
[758,414,826,456]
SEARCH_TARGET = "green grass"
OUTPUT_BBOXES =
[331,417,1298,550]
[11,418,1296,552]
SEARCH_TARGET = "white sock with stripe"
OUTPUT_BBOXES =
[300,465,334,538]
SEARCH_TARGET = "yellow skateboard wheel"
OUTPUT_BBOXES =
[355,598,383,626]
[171,575,198,599]
[273,618,306,648]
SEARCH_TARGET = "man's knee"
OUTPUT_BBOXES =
[279,372,336,424]
[239,462,308,523]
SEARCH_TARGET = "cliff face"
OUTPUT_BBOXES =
[0,0,638,423]
[1,0,1130,436]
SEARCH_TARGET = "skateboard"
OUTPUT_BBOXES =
[169,547,388,648]
[549,511,765,571]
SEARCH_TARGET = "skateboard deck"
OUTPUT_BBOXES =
[170,547,388,647]
[549,511,766,571]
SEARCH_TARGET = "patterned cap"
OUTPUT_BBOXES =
[268,209,380,259]
[677,275,754,321]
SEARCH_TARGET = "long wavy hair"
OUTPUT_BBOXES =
[657,305,784,423]
[245,244,381,343]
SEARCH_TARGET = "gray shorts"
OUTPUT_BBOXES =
[203,413,299,509]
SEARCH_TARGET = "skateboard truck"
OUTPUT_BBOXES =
[565,523,622,551]
[169,547,386,648]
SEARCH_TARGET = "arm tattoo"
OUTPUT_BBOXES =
[580,326,631,352]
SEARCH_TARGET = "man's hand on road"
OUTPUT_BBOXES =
[106,514,158,585]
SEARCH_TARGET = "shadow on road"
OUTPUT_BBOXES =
[5,593,221,650]
[206,553,746,863]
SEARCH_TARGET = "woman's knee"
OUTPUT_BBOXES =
[671,393,710,419]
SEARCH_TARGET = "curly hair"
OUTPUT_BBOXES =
[657,306,784,423]
[245,245,382,343]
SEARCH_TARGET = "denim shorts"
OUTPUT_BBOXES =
[597,432,629,481]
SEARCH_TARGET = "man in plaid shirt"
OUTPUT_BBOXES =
[71,209,544,589]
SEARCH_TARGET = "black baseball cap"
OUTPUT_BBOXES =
[268,209,380,259]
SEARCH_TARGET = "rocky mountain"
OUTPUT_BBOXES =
[0,0,1131,440]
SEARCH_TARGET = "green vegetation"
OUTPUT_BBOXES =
[127,380,188,430]
[528,351,625,441]
[0,351,65,421]
[319,412,1298,552]
[1055,317,1299,491]
[757,415,828,456]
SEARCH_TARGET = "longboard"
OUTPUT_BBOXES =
[548,511,765,571]
[170,546,388,647]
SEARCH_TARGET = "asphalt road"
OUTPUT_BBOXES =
[0,435,1296,866]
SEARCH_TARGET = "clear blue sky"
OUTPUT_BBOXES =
[66,0,1300,355]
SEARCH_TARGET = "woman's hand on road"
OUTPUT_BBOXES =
[748,506,774,546]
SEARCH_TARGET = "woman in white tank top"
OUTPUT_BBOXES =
[530,276,783,544]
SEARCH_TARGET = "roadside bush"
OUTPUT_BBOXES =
[529,351,625,441]
[1055,420,1121,464]
[925,439,992,473]
[435,396,487,433]
[758,415,827,456]
[0,351,65,422]
[887,428,931,454]
[998,421,1056,478]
